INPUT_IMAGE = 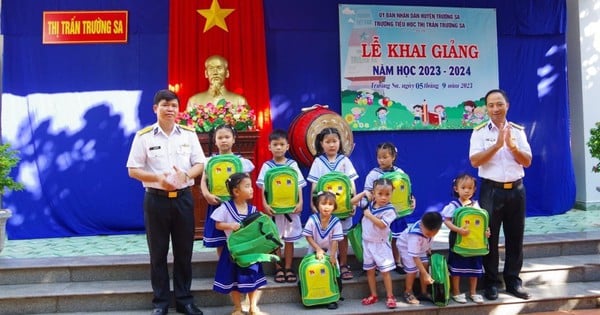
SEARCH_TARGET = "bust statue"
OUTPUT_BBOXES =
[186,55,248,111]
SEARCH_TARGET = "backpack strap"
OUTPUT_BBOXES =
[450,200,467,210]
[224,201,256,223]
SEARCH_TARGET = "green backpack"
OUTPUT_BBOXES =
[381,170,412,217]
[315,171,353,219]
[298,253,340,307]
[452,206,489,257]
[263,164,299,214]
[430,253,450,307]
[227,212,283,267]
[206,154,243,201]
[347,223,363,262]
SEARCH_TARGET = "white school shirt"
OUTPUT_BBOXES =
[361,202,397,243]
[306,154,359,183]
[210,200,258,238]
[302,213,344,253]
[396,220,433,258]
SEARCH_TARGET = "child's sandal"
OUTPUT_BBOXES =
[273,268,285,283]
[386,295,397,309]
[284,269,297,283]
[248,306,263,315]
[403,292,420,305]
[452,293,467,304]
[340,265,354,280]
[361,295,378,305]
[469,294,484,304]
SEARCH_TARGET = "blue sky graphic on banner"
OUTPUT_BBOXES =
[339,4,498,131]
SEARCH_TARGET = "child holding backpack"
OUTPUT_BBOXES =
[211,173,266,315]
[441,173,490,304]
[256,129,306,283]
[307,127,359,280]
[396,211,443,305]
[202,124,255,258]
[363,142,416,274]
[302,191,344,310]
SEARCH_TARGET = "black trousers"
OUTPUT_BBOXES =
[143,190,195,309]
[478,179,526,290]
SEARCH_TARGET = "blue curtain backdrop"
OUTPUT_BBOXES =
[1,0,574,239]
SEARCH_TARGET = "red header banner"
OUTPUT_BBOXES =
[43,11,128,44]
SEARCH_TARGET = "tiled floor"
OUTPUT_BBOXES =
[1,208,598,259]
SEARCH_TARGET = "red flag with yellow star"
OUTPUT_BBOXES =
[168,0,272,208]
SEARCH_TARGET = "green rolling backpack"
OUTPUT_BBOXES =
[430,253,450,306]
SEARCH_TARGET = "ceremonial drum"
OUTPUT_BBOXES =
[288,105,354,167]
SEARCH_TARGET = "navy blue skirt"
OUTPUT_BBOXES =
[203,204,226,248]
[390,217,408,237]
[447,251,483,277]
[213,246,267,294]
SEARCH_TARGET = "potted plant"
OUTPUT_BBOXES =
[588,122,600,173]
[0,143,24,254]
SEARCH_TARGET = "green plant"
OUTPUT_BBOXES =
[588,122,600,173]
[0,143,24,196]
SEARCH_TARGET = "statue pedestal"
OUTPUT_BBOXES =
[0,209,11,254]
[193,130,259,239]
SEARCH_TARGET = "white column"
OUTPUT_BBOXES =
[567,0,600,209]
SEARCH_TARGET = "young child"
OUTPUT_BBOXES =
[202,124,255,257]
[211,173,266,315]
[256,129,306,283]
[441,173,490,304]
[302,191,344,310]
[307,127,358,281]
[353,178,398,309]
[364,142,416,274]
[396,211,443,305]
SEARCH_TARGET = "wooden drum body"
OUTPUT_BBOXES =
[288,105,354,167]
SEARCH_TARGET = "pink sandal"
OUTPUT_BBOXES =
[361,295,378,305]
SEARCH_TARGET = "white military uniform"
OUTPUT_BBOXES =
[127,123,205,189]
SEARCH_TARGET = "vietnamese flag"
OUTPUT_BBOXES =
[168,0,272,206]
